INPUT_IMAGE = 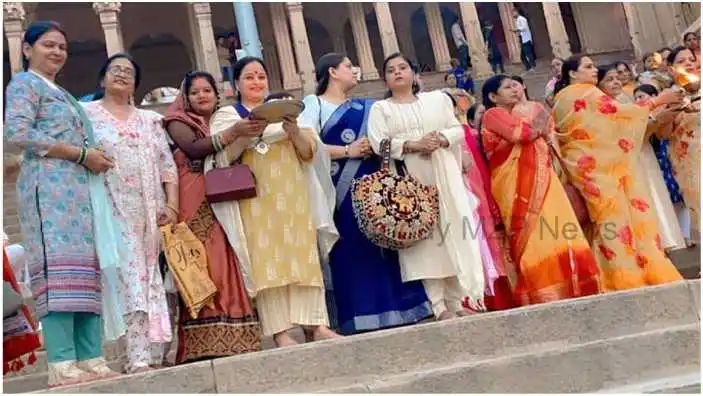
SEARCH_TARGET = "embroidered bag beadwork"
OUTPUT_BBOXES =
[350,139,440,250]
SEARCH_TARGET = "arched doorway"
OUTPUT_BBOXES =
[130,33,193,102]
[559,3,582,55]
[305,18,333,67]
[475,3,510,64]
[410,8,434,72]
[513,3,551,60]
[57,39,107,97]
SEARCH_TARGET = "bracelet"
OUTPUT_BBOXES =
[212,135,224,152]
[344,145,350,158]
[165,203,179,214]
[76,147,87,165]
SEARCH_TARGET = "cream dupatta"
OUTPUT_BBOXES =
[204,106,339,298]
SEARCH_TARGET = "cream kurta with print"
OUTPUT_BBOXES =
[366,91,486,305]
[238,138,322,291]
[207,106,336,296]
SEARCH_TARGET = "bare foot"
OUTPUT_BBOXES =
[437,311,456,321]
[312,326,341,341]
[130,366,154,374]
[274,331,299,348]
[456,308,478,317]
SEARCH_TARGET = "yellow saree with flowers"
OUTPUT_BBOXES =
[552,84,683,291]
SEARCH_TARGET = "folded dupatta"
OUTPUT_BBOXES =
[63,90,129,342]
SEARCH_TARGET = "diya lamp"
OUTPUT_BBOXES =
[670,66,700,107]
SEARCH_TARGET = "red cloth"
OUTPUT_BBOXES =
[3,244,41,374]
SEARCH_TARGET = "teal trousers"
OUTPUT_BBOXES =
[41,312,103,363]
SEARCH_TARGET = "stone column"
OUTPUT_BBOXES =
[233,2,263,59]
[270,3,300,90]
[3,3,25,75]
[423,3,451,72]
[191,3,223,83]
[92,2,124,57]
[373,2,400,57]
[621,3,644,59]
[459,2,493,80]
[186,4,205,70]
[348,3,379,81]
[541,2,571,60]
[498,2,521,64]
[667,3,688,43]
[286,2,315,95]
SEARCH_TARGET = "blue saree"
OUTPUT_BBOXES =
[319,98,432,335]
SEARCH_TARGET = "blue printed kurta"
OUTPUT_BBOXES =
[4,72,100,318]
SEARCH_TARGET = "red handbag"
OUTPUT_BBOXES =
[205,163,257,203]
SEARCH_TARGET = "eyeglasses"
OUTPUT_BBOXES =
[108,65,136,79]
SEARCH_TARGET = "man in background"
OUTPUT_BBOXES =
[450,18,472,70]
[512,8,537,71]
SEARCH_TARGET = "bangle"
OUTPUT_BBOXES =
[212,135,224,152]
[76,147,87,165]
[165,203,179,214]
[344,145,350,158]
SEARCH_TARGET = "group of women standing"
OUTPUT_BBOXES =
[4,19,696,389]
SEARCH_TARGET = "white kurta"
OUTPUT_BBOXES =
[366,90,485,305]
[639,143,687,250]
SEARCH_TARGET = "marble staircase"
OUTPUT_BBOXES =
[4,278,700,394]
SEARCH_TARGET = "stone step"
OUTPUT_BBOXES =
[322,325,699,393]
[2,330,307,393]
[21,280,699,394]
[601,372,701,394]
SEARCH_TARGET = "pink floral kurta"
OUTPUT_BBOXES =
[83,102,177,344]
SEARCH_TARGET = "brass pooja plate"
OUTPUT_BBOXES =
[249,99,305,123]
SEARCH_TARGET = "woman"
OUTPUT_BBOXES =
[208,57,339,347]
[511,75,530,101]
[5,21,119,386]
[683,32,700,68]
[83,53,176,373]
[597,65,687,252]
[614,61,637,96]
[442,72,475,124]
[636,84,691,246]
[661,46,701,238]
[552,55,684,291]
[367,53,486,320]
[463,103,517,310]
[659,48,673,69]
[638,52,673,91]
[163,71,262,362]
[481,75,601,305]
[299,52,431,335]
[545,58,564,107]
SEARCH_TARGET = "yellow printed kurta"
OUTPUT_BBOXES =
[238,139,323,293]
[552,84,683,291]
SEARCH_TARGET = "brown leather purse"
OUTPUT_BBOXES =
[205,163,257,203]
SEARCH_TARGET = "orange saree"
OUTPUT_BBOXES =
[481,105,601,305]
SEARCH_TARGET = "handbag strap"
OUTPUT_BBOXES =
[380,139,392,170]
